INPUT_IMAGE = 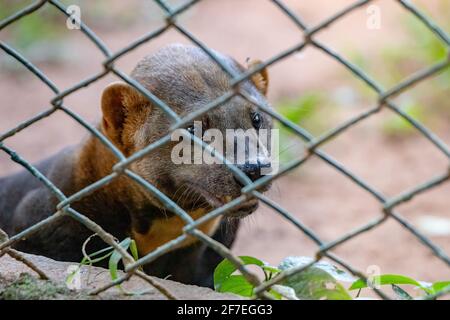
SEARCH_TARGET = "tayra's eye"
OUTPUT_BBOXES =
[187,125,195,135]
[251,113,262,129]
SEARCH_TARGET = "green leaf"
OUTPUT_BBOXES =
[432,281,450,294]
[262,265,281,281]
[108,238,132,281]
[279,257,352,300]
[262,265,281,274]
[213,256,264,291]
[270,285,298,300]
[78,243,116,267]
[65,268,79,286]
[268,288,283,300]
[279,257,355,282]
[349,274,431,294]
[218,275,254,297]
[81,250,114,266]
[68,244,115,285]
[108,249,122,281]
[392,284,413,300]
[283,268,352,300]
[130,239,139,261]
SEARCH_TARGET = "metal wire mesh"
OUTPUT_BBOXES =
[0,0,449,300]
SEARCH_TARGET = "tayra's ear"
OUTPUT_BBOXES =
[248,60,269,95]
[101,81,147,147]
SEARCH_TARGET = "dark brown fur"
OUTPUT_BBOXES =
[0,44,272,287]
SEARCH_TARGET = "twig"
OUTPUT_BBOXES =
[0,228,49,280]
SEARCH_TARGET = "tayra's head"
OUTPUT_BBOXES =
[100,44,273,218]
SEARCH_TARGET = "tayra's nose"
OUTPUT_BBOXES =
[235,159,271,185]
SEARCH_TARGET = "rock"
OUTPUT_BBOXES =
[0,252,242,300]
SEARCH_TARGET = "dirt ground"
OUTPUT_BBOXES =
[0,0,449,296]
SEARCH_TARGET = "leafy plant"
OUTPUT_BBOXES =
[214,255,450,300]
[214,256,282,298]
[349,274,450,299]
[278,257,353,300]
[66,236,139,289]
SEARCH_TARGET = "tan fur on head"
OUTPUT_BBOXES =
[98,46,273,216]
[101,82,150,155]
[247,59,269,95]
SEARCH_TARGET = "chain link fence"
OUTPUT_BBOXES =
[0,0,449,300]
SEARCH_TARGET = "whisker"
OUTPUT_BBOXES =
[191,192,203,211]
[272,139,305,161]
[178,185,191,208]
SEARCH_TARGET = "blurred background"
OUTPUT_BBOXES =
[1,0,449,292]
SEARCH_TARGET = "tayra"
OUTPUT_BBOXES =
[0,44,272,287]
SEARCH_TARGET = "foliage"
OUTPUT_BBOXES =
[214,255,450,300]
[214,256,281,298]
